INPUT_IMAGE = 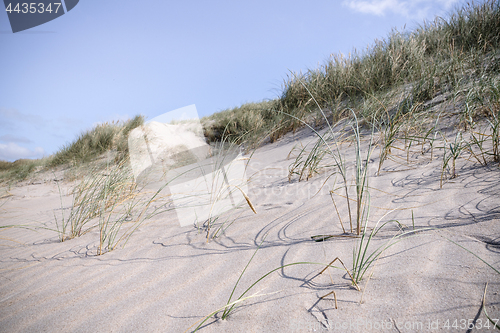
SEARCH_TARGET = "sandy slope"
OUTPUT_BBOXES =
[1,127,499,333]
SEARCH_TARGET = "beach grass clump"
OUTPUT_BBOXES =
[287,138,330,182]
[54,155,174,254]
[95,163,141,255]
[54,158,137,242]
[467,128,489,166]
[439,131,467,187]
[351,214,422,284]
[202,100,283,145]
[352,114,376,236]
[376,105,405,175]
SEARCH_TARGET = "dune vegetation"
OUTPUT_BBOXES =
[0,115,144,183]
[2,1,499,185]
[203,0,500,147]
[1,3,499,331]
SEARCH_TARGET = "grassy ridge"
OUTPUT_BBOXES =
[0,158,46,181]
[49,115,144,167]
[282,0,500,107]
[0,115,144,182]
[203,0,500,142]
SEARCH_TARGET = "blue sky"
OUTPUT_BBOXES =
[0,0,467,161]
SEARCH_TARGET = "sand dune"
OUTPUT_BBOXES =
[1,127,499,332]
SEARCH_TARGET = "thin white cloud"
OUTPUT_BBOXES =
[0,142,45,161]
[344,0,407,16]
[0,108,45,125]
[0,134,32,144]
[0,107,46,131]
[57,115,82,127]
[342,0,460,19]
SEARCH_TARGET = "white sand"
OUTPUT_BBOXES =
[1,127,499,332]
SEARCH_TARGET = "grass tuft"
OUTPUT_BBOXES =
[49,115,144,167]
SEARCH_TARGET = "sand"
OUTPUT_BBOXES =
[0,126,499,332]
